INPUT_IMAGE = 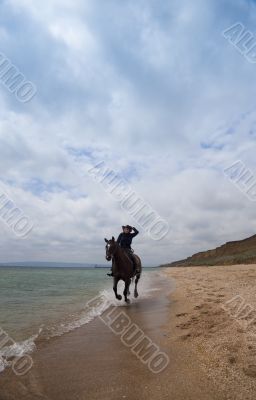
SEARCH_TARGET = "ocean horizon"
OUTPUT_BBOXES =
[0,262,157,268]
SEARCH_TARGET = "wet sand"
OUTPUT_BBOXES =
[0,271,218,400]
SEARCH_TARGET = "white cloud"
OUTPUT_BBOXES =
[0,0,255,265]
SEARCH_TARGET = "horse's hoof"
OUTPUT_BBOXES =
[116,295,122,300]
[125,298,130,304]
[134,292,138,298]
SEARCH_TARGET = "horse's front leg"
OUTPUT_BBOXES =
[113,277,122,300]
[124,279,131,303]
[134,274,140,298]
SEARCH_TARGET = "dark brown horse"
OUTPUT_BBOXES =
[104,237,142,303]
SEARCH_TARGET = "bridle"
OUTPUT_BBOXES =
[105,240,118,261]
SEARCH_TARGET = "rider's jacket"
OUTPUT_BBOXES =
[117,228,139,249]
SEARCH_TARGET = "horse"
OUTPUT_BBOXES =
[104,237,142,303]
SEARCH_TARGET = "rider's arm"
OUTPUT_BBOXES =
[131,227,139,238]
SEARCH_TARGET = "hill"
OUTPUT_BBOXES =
[163,234,256,267]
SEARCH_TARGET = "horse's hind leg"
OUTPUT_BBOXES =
[113,278,122,301]
[124,279,131,304]
[134,274,140,298]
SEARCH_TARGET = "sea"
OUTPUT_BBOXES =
[0,266,160,373]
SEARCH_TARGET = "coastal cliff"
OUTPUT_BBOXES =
[164,234,256,266]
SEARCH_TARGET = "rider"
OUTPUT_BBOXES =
[107,225,139,276]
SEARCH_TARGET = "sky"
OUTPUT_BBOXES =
[0,0,256,265]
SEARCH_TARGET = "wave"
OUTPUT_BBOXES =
[0,270,173,374]
[41,271,164,338]
[0,331,39,373]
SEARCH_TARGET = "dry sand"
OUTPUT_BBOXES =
[1,265,256,399]
[164,264,256,400]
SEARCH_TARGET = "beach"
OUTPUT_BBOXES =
[1,265,256,399]
[164,264,256,400]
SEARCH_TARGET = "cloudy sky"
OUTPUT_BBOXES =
[0,0,256,265]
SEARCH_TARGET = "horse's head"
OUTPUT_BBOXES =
[104,237,117,261]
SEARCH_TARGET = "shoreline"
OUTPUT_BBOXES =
[0,270,217,400]
[0,271,172,399]
[2,265,256,399]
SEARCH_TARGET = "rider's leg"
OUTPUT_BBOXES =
[123,248,135,273]
[123,248,139,274]
[127,251,138,274]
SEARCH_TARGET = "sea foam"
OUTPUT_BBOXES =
[0,270,172,374]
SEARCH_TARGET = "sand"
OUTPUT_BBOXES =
[164,264,256,400]
[1,265,256,399]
